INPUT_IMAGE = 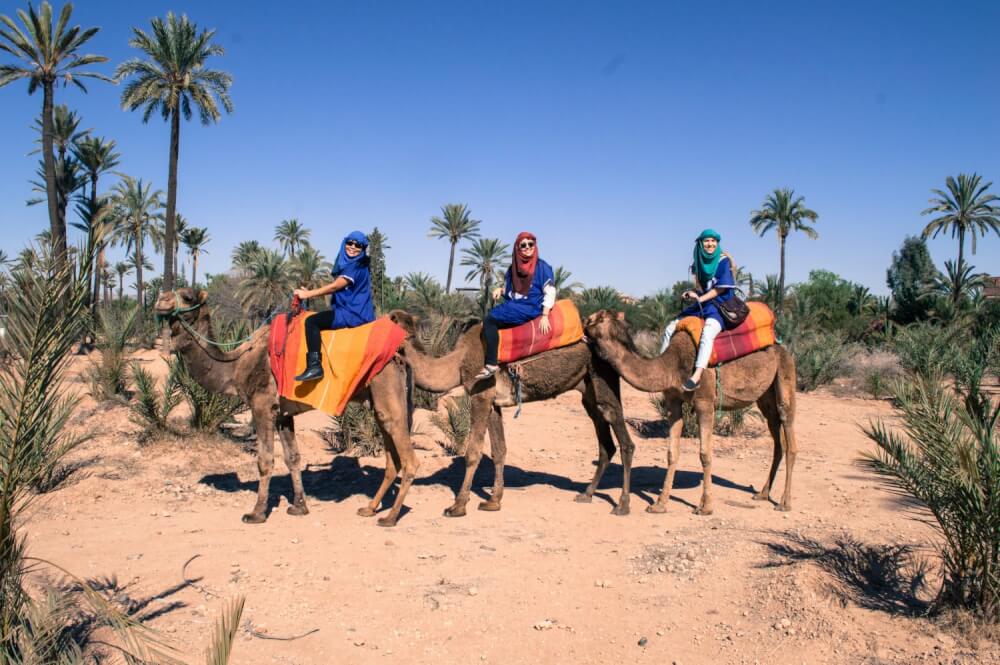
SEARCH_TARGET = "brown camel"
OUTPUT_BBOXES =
[583,310,798,515]
[388,311,637,516]
[154,289,418,527]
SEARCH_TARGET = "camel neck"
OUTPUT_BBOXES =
[400,332,474,393]
[595,336,683,393]
[171,312,246,393]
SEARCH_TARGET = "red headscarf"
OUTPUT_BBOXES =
[511,232,538,296]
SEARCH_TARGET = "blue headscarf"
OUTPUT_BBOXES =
[693,228,722,288]
[332,230,369,277]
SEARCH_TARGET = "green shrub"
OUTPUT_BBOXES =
[791,330,851,391]
[85,305,137,402]
[431,394,472,455]
[128,361,182,436]
[862,328,1000,618]
[892,321,966,380]
[325,402,385,457]
[174,358,246,432]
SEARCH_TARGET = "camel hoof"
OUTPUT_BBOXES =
[645,504,667,514]
[774,503,791,512]
[478,500,501,512]
[286,503,309,516]
[376,515,398,527]
[752,491,770,502]
[443,505,467,518]
[611,503,630,516]
[694,505,714,516]
[357,506,376,517]
[574,493,593,504]
[241,512,266,524]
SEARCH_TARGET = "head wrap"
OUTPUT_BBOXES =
[332,230,369,277]
[511,231,538,296]
[693,228,722,288]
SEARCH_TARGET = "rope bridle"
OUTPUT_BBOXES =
[158,295,258,352]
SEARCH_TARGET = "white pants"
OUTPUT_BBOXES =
[661,318,723,370]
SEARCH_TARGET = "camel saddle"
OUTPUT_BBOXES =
[497,299,584,364]
[268,313,407,416]
[676,301,776,367]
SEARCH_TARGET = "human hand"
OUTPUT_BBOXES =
[492,287,503,301]
[539,315,551,335]
[293,288,312,300]
[683,290,698,302]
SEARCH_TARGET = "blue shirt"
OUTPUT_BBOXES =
[489,259,555,326]
[681,254,736,327]
[330,259,376,327]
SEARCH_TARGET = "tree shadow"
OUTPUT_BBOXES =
[759,531,932,616]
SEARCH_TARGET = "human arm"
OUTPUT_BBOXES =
[539,282,556,333]
[294,276,351,300]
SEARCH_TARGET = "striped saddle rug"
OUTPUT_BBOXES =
[268,313,407,416]
[676,302,777,367]
[497,299,584,364]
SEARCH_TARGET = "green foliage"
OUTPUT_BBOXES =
[237,248,291,321]
[862,329,1000,618]
[790,330,852,391]
[327,402,385,457]
[650,395,758,437]
[576,286,623,319]
[892,322,967,380]
[431,394,472,455]
[886,236,939,324]
[273,219,310,258]
[86,305,138,401]
[205,595,245,665]
[128,360,182,436]
[402,272,475,355]
[175,358,245,433]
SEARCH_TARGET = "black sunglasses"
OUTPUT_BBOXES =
[345,240,364,248]
[518,241,535,249]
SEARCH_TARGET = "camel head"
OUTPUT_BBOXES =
[154,288,208,334]
[387,309,418,335]
[583,309,634,355]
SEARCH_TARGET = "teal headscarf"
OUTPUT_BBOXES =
[693,229,722,288]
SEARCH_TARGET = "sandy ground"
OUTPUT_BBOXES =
[23,348,998,664]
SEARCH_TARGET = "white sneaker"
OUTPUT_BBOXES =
[474,364,499,380]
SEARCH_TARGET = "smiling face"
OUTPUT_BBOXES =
[517,238,536,257]
[701,237,718,255]
[344,239,364,258]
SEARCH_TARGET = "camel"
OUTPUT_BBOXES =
[388,310,637,516]
[154,289,418,527]
[582,310,797,515]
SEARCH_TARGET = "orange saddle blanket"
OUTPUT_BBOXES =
[497,299,584,364]
[268,313,406,416]
[676,302,776,367]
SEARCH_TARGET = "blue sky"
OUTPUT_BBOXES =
[2,0,998,296]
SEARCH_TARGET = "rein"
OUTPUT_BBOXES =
[158,296,260,353]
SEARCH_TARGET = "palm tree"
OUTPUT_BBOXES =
[274,219,310,259]
[927,259,987,305]
[232,240,263,273]
[236,248,290,322]
[552,265,583,299]
[428,203,481,293]
[749,188,819,312]
[751,274,784,311]
[921,173,1000,305]
[169,212,189,281]
[181,226,209,287]
[110,176,163,319]
[461,238,509,316]
[0,1,109,272]
[115,11,233,292]
[848,284,875,316]
[73,134,119,310]
[367,227,389,314]
[113,260,132,300]
[290,245,330,291]
[30,103,88,157]
[578,286,624,317]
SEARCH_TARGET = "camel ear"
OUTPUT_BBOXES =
[616,311,626,321]
[197,289,208,304]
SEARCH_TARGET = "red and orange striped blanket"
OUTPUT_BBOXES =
[497,299,584,364]
[676,302,776,366]
[268,313,407,416]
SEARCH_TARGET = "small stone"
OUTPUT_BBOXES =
[468,587,479,596]
[780,618,791,629]
[291,538,299,544]
[685,550,697,561]
[374,585,384,593]
[638,637,648,647]
[533,620,555,631]
[657,565,666,573]
[656,630,664,636]
[353,640,365,647]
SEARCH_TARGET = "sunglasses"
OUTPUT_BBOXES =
[518,241,535,249]
[345,240,364,248]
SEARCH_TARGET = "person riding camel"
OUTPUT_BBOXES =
[474,231,556,380]
[660,228,737,391]
[293,230,376,382]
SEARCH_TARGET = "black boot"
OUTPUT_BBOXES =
[294,352,324,382]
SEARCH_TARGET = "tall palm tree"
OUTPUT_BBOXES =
[115,11,233,292]
[428,203,481,294]
[461,237,509,316]
[30,103,88,157]
[0,1,109,272]
[73,134,119,310]
[749,187,819,312]
[113,260,131,300]
[848,284,875,316]
[367,227,389,314]
[110,176,163,319]
[552,265,583,299]
[290,245,330,290]
[921,173,1000,305]
[232,240,263,273]
[274,218,310,259]
[181,226,209,287]
[236,248,290,322]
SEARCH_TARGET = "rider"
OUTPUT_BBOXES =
[293,230,375,382]
[660,229,736,391]
[475,231,556,380]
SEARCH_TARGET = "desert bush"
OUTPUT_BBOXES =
[325,402,385,456]
[842,349,904,399]
[128,361,182,436]
[892,321,966,380]
[790,330,852,391]
[651,394,757,437]
[413,386,441,411]
[174,358,246,432]
[431,394,472,455]
[862,327,1000,618]
[85,305,138,401]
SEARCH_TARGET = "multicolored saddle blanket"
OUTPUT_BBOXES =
[676,302,776,367]
[268,313,406,416]
[497,299,584,364]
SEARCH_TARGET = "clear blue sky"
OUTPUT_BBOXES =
[2,0,999,296]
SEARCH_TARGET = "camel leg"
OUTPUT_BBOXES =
[753,390,783,503]
[444,390,494,517]
[242,397,277,524]
[603,398,634,516]
[478,404,506,511]
[575,390,616,505]
[775,360,798,512]
[276,414,309,516]
[648,397,682,513]
[368,369,419,527]
[693,398,716,516]
[357,440,399,517]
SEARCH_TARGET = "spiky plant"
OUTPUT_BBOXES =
[431,394,472,455]
[204,596,245,665]
[236,248,291,322]
[128,359,182,436]
[175,356,245,433]
[85,304,137,401]
[862,328,1000,618]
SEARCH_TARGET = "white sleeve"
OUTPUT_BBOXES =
[542,283,556,310]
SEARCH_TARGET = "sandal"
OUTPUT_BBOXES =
[474,365,499,381]
[682,377,700,392]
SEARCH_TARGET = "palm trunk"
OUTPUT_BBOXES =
[954,228,965,305]
[135,226,144,324]
[118,275,123,300]
[778,233,787,313]
[41,81,66,274]
[445,241,456,294]
[192,253,198,288]
[90,176,102,316]
[163,107,181,291]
